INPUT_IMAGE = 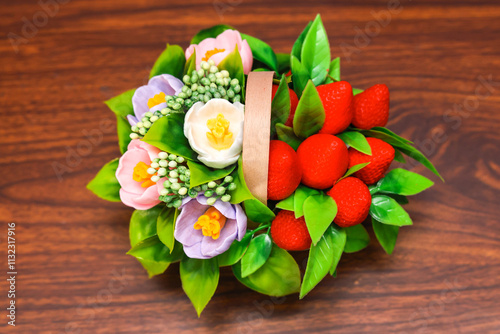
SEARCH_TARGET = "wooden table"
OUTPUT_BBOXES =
[1,0,499,332]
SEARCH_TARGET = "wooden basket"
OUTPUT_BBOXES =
[242,71,275,206]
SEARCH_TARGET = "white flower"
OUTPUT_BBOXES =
[184,99,244,169]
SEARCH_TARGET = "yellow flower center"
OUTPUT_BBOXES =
[202,48,226,61]
[206,113,234,150]
[147,92,166,109]
[133,161,155,188]
[194,207,227,240]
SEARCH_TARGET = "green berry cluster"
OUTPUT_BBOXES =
[156,152,191,208]
[129,109,183,139]
[129,59,242,140]
[181,59,242,107]
[198,175,236,206]
[154,151,237,208]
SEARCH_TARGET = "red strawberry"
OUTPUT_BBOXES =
[271,210,311,251]
[317,81,354,134]
[327,177,371,227]
[297,134,348,189]
[352,84,390,129]
[348,137,395,184]
[272,84,299,127]
[267,140,302,200]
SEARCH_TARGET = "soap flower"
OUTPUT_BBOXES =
[185,30,253,74]
[184,99,244,169]
[115,140,165,210]
[128,74,184,126]
[174,195,247,259]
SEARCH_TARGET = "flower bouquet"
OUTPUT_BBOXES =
[87,15,441,316]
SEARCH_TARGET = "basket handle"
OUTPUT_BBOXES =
[242,71,275,205]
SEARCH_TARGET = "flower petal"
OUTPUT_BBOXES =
[127,114,139,126]
[234,204,247,241]
[183,241,212,259]
[174,200,208,247]
[119,187,160,210]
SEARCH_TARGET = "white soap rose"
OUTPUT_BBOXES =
[184,99,244,169]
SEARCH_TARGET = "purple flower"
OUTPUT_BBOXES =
[128,74,184,126]
[174,195,247,259]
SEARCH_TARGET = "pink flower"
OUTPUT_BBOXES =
[116,140,164,210]
[185,30,253,74]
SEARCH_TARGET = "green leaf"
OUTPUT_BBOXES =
[191,24,233,44]
[157,207,177,252]
[375,168,434,196]
[325,57,340,84]
[329,225,346,275]
[359,128,408,147]
[300,225,343,298]
[370,195,413,226]
[232,245,300,297]
[149,44,186,79]
[394,144,443,181]
[344,224,370,253]
[276,194,294,211]
[104,89,135,119]
[116,114,133,154]
[275,123,302,150]
[241,33,278,72]
[293,80,325,138]
[291,55,309,97]
[270,74,291,137]
[360,129,442,181]
[217,231,253,267]
[227,159,275,222]
[300,14,330,86]
[386,193,409,205]
[291,21,312,61]
[142,113,198,160]
[294,185,320,218]
[228,158,254,204]
[244,199,276,224]
[371,127,413,144]
[394,149,406,163]
[187,161,235,188]
[338,162,371,182]
[129,206,163,247]
[87,158,121,202]
[104,89,136,153]
[184,50,197,76]
[127,235,181,278]
[337,131,372,155]
[276,53,291,74]
[372,217,399,254]
[180,256,219,317]
[303,193,337,245]
[240,234,272,277]
[218,46,245,101]
[352,88,363,96]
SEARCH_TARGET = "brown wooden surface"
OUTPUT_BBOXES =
[1,0,500,333]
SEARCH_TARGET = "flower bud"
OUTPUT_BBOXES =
[215,186,226,195]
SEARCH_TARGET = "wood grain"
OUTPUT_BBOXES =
[1,0,499,333]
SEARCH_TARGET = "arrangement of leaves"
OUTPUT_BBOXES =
[87,14,441,316]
